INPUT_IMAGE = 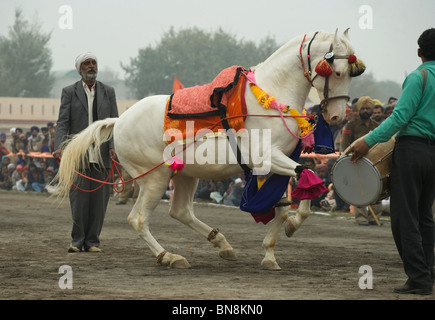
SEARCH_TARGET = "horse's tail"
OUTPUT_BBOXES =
[53,118,117,201]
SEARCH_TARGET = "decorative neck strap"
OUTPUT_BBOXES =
[243,70,315,140]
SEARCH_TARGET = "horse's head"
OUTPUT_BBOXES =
[303,29,365,125]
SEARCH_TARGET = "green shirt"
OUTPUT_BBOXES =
[365,61,435,147]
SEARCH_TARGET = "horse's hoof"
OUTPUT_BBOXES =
[219,249,237,261]
[284,219,296,237]
[170,257,191,269]
[261,259,281,271]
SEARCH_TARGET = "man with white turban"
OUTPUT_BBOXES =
[75,52,97,74]
[53,52,119,253]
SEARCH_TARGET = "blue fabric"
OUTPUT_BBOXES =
[240,114,334,222]
[240,140,302,217]
[313,114,335,154]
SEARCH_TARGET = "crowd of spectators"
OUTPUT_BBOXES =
[0,95,397,211]
[0,122,58,193]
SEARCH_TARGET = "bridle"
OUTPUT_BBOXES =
[300,32,357,113]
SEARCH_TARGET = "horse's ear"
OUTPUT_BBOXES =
[343,28,350,40]
[333,28,339,47]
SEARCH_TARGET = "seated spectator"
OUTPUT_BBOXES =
[197,180,217,200]
[1,156,11,168]
[225,178,244,206]
[43,166,54,184]
[311,163,331,209]
[0,164,13,190]
[16,166,29,191]
[209,179,231,204]
[27,162,45,192]
[320,183,336,211]
[11,164,23,190]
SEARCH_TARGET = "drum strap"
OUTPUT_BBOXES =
[419,68,427,94]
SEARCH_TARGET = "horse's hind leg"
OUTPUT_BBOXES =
[169,175,237,261]
[127,169,191,269]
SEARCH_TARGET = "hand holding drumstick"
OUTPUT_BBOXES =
[345,137,371,163]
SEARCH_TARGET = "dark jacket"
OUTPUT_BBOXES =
[54,80,119,169]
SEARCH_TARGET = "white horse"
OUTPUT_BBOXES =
[55,29,362,270]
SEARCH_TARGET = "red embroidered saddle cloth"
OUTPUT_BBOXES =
[164,66,247,143]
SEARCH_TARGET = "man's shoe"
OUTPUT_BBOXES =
[357,221,369,226]
[68,244,81,253]
[116,201,126,205]
[394,283,432,295]
[86,246,102,253]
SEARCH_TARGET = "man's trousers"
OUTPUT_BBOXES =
[390,137,435,288]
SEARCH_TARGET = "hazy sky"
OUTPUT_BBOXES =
[1,0,434,84]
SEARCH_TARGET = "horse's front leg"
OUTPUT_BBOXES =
[268,149,312,235]
[269,148,299,176]
[261,206,289,270]
[284,199,311,237]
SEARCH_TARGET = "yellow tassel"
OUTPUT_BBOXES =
[289,109,313,137]
[349,59,366,77]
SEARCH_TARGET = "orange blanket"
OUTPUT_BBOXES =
[164,66,247,144]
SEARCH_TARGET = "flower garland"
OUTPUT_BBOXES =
[246,73,315,139]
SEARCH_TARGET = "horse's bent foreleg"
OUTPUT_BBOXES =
[284,199,311,237]
[170,175,237,261]
[269,148,300,176]
[261,206,289,270]
[127,170,191,269]
[268,149,312,237]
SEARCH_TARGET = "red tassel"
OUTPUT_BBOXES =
[315,59,333,77]
[348,55,357,64]
[291,169,329,200]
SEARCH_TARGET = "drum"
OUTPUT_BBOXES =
[332,137,395,207]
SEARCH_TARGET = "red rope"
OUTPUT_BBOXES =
[299,34,312,83]
[63,112,314,193]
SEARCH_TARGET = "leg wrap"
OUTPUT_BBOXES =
[207,228,220,242]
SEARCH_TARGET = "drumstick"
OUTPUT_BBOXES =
[368,205,381,226]
[354,162,364,196]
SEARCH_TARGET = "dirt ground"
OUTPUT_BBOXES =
[0,190,433,303]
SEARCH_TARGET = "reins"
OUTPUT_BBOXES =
[62,111,316,193]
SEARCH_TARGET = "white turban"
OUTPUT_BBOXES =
[75,52,97,74]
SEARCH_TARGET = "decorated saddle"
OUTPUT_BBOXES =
[164,66,247,144]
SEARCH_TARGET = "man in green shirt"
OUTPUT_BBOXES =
[347,28,435,295]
